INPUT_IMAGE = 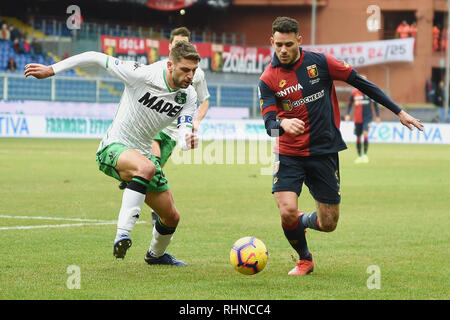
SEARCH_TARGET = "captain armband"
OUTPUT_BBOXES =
[177,115,194,150]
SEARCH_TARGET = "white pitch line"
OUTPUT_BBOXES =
[0,221,117,230]
[0,215,113,223]
[0,215,147,231]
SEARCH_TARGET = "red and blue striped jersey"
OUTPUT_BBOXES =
[347,89,380,124]
[259,48,353,157]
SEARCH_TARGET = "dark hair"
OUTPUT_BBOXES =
[169,40,201,63]
[272,16,299,35]
[170,27,191,44]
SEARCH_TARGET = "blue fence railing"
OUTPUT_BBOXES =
[0,73,260,117]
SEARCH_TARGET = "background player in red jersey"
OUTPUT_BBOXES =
[259,17,423,276]
[345,76,381,164]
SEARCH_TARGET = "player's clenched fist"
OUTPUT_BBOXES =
[24,63,55,79]
[185,133,198,149]
[280,118,305,136]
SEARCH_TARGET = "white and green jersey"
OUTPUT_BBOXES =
[51,51,197,157]
[154,59,210,140]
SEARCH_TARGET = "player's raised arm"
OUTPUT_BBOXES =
[25,51,146,87]
[25,51,105,79]
[24,63,55,79]
[324,54,423,132]
[348,73,423,131]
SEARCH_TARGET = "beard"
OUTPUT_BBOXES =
[172,73,191,89]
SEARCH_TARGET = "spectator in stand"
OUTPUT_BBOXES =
[6,56,17,72]
[440,27,448,52]
[30,37,43,59]
[410,22,417,52]
[1,23,10,41]
[396,20,410,39]
[433,25,441,51]
[433,80,446,123]
[13,38,23,53]
[409,22,417,37]
[9,24,21,43]
[425,77,436,103]
[20,37,31,53]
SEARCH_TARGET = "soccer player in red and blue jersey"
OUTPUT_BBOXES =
[345,79,381,163]
[259,17,423,276]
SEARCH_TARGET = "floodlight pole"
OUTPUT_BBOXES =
[311,0,316,46]
[445,0,450,122]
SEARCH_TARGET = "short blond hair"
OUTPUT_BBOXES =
[169,40,201,64]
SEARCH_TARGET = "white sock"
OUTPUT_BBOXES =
[148,225,174,257]
[115,188,145,240]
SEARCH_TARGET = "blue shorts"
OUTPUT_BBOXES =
[272,153,341,204]
[354,122,370,136]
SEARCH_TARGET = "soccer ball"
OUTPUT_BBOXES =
[229,236,268,275]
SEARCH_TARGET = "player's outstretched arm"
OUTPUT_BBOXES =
[25,51,106,79]
[397,110,423,131]
[347,73,423,131]
[24,63,55,79]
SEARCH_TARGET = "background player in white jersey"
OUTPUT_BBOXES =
[119,27,210,225]
[24,41,201,266]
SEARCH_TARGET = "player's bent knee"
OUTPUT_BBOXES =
[319,221,338,232]
[160,209,180,228]
[137,161,156,181]
[279,207,299,226]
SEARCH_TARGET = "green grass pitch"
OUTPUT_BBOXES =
[0,138,448,300]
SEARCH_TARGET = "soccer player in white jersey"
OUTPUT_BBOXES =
[118,27,210,225]
[151,27,210,225]
[24,41,201,266]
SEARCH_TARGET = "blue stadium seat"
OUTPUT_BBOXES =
[8,77,52,100]
[220,86,255,107]
[55,79,97,102]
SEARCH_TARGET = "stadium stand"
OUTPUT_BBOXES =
[0,11,261,116]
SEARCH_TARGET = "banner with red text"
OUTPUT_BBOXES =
[302,38,415,67]
[101,35,272,74]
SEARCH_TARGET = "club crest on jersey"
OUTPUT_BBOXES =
[307,64,319,78]
[175,92,187,104]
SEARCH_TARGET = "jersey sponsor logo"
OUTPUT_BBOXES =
[307,64,319,78]
[138,92,183,117]
[288,89,325,108]
[354,94,371,106]
[279,79,287,88]
[275,83,303,98]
